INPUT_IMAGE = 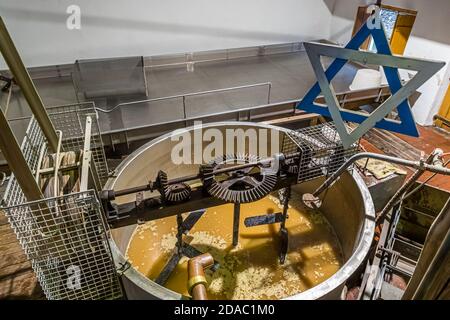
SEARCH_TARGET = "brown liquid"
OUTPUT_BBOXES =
[126,191,343,300]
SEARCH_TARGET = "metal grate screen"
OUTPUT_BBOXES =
[282,122,359,183]
[1,103,121,300]
[3,102,109,207]
[72,56,148,99]
[2,191,122,300]
[46,103,109,185]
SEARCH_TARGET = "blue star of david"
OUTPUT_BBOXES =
[297,22,445,148]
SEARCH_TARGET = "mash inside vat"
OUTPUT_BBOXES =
[126,190,343,300]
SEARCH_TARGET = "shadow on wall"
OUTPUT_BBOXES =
[323,0,338,14]
[0,6,314,44]
[329,0,450,46]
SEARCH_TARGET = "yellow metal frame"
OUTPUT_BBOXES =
[435,84,450,129]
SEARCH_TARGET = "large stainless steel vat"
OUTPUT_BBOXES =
[105,122,375,300]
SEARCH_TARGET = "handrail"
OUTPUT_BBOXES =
[102,99,300,136]
[95,82,272,114]
[312,152,450,200]
[5,83,388,123]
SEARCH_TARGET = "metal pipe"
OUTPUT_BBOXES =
[0,17,58,152]
[114,184,152,197]
[312,152,450,198]
[110,151,450,204]
[34,143,47,181]
[52,131,63,197]
[80,116,92,192]
[110,152,300,199]
[361,152,438,300]
[97,82,272,114]
[142,42,305,69]
[375,151,437,224]
[402,159,450,202]
[433,114,450,128]
[187,253,214,300]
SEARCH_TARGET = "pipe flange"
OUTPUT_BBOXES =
[187,275,208,295]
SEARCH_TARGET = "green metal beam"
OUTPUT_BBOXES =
[0,107,44,202]
[0,16,58,152]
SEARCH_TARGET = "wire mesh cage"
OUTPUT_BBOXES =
[2,191,122,300]
[45,102,109,185]
[72,56,148,100]
[2,112,46,208]
[282,122,359,183]
[1,102,121,300]
[3,102,109,207]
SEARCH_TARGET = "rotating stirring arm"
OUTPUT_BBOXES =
[100,153,300,228]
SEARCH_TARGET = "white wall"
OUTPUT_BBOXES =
[0,0,334,68]
[329,0,450,126]
[2,0,447,126]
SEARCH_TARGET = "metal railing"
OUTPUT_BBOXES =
[145,42,304,69]
[95,82,272,119]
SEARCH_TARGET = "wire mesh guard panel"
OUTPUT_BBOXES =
[46,103,109,185]
[2,114,46,208]
[73,56,147,99]
[2,191,122,300]
[2,103,109,207]
[282,123,358,183]
[1,103,118,299]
